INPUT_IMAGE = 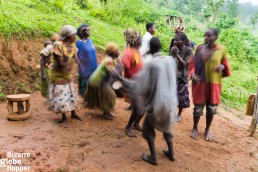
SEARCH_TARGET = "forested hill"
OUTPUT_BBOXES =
[237,2,258,24]
[0,0,257,110]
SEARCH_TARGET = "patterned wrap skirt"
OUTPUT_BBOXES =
[49,82,77,113]
[84,83,116,113]
[177,78,190,108]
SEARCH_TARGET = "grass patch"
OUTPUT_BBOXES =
[0,85,6,100]
[0,0,127,49]
[14,82,31,94]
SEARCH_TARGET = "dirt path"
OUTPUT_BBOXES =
[0,90,257,172]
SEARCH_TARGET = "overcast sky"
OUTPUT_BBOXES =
[238,0,258,5]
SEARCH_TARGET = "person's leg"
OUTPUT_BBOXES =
[125,105,137,137]
[78,77,83,97]
[126,104,132,110]
[132,98,145,131]
[142,117,157,165]
[162,133,175,161]
[204,102,217,141]
[176,107,183,122]
[125,94,132,110]
[142,140,157,165]
[60,113,68,128]
[71,110,83,121]
[132,112,144,131]
[103,111,114,120]
[191,104,204,140]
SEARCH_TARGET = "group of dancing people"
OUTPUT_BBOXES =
[40,22,231,165]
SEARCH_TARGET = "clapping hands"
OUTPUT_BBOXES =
[171,46,179,57]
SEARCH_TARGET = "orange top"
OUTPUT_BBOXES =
[122,47,143,78]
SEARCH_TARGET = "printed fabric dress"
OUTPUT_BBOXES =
[84,56,116,113]
[49,41,77,113]
[188,44,231,105]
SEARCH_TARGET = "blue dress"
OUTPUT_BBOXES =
[76,39,98,96]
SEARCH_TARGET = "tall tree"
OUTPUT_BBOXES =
[227,0,238,18]
[204,0,225,26]
[250,11,258,29]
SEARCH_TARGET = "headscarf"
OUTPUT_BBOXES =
[59,25,77,41]
[174,25,185,34]
[77,24,89,39]
[174,17,185,34]
[105,43,119,56]
[123,28,141,45]
[50,33,59,42]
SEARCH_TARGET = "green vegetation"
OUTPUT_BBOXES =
[14,82,31,94]
[0,85,5,100]
[0,0,257,109]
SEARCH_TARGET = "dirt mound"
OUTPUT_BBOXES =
[0,37,105,97]
[0,37,44,96]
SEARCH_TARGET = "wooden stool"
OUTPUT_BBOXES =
[6,94,31,121]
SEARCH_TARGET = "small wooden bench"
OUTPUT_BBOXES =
[6,94,31,121]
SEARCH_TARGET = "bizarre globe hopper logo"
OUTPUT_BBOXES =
[0,151,31,171]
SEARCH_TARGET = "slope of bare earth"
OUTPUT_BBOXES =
[0,37,104,96]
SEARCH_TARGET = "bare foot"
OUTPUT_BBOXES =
[71,114,83,121]
[190,129,198,140]
[103,113,114,120]
[125,127,137,137]
[176,114,182,122]
[48,106,52,111]
[162,149,175,161]
[204,129,213,141]
[132,124,142,131]
[59,120,67,128]
[125,105,132,110]
[142,154,157,165]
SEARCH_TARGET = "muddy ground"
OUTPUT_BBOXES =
[0,37,257,172]
[0,90,257,172]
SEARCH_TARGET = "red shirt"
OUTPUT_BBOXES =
[122,47,143,78]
